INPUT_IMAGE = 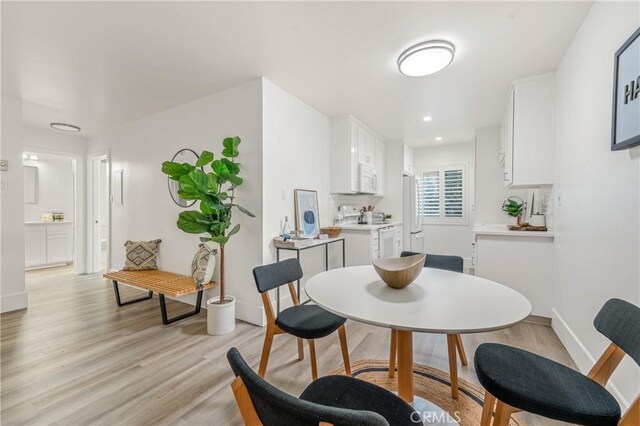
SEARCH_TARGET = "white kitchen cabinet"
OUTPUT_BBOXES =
[25,222,74,269]
[357,126,377,167]
[25,225,47,267]
[402,143,414,176]
[375,139,385,196]
[501,73,554,187]
[474,228,553,317]
[330,116,385,194]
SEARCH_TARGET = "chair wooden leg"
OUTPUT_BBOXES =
[297,337,304,361]
[620,395,640,426]
[231,377,262,426]
[337,325,352,376]
[493,400,517,426]
[308,339,318,380]
[455,334,468,366]
[480,391,496,426]
[258,326,275,378]
[446,334,459,399]
[389,329,397,378]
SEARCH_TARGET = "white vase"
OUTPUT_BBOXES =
[207,296,236,335]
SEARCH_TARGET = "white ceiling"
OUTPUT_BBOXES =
[1,1,592,146]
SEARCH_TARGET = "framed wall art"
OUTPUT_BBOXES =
[294,189,320,238]
[611,27,640,151]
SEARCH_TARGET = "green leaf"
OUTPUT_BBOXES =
[227,175,243,186]
[196,151,214,167]
[179,169,208,196]
[221,158,240,175]
[207,173,218,191]
[200,237,213,242]
[235,204,255,218]
[211,235,229,246]
[177,211,211,234]
[177,189,199,200]
[211,159,230,178]
[222,136,241,158]
[227,224,241,238]
[161,161,194,181]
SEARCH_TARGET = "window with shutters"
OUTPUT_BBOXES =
[417,164,467,225]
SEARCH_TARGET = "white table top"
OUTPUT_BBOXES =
[305,265,532,334]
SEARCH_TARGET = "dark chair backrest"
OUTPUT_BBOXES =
[400,251,463,273]
[594,298,640,366]
[227,348,388,426]
[253,258,303,294]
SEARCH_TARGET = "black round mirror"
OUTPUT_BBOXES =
[168,149,199,207]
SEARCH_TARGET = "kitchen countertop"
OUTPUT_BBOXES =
[25,221,74,225]
[338,221,402,231]
[473,223,554,238]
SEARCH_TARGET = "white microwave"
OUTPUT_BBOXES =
[358,164,377,194]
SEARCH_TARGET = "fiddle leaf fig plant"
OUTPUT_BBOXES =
[161,136,255,304]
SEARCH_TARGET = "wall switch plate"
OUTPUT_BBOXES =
[281,189,288,201]
[0,160,8,171]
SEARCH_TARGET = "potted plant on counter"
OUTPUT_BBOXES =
[502,196,524,227]
[162,136,255,335]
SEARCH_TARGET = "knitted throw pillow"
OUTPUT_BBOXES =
[191,242,217,287]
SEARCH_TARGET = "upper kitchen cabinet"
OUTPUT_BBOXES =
[375,139,385,196]
[500,73,555,188]
[357,126,377,167]
[402,142,414,176]
[331,116,385,194]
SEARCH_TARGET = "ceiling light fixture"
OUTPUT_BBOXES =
[398,40,455,77]
[30,155,39,161]
[435,137,443,141]
[422,116,433,122]
[50,122,81,132]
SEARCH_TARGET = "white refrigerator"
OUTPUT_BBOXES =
[403,175,424,253]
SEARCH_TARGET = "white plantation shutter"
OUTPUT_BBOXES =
[419,171,440,218]
[418,165,466,224]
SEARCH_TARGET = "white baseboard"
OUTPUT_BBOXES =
[552,308,629,410]
[235,298,266,326]
[0,291,28,313]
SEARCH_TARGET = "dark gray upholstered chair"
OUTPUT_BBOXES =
[388,251,467,399]
[475,298,640,426]
[253,258,351,380]
[227,347,418,426]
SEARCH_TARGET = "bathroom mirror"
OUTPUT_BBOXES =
[23,165,38,204]
[168,149,199,207]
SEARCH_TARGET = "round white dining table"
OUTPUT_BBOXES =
[305,265,532,413]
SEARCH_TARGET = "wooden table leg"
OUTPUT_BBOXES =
[447,334,459,399]
[396,330,414,403]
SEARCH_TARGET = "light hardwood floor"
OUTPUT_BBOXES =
[1,267,574,425]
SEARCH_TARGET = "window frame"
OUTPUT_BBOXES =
[418,163,468,226]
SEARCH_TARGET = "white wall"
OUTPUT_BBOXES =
[552,1,639,409]
[89,79,265,325]
[413,141,476,259]
[262,79,338,305]
[0,95,27,312]
[474,126,528,225]
[23,154,74,222]
[375,139,404,222]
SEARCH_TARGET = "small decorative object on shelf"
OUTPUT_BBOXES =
[320,226,341,238]
[273,237,314,249]
[501,196,524,227]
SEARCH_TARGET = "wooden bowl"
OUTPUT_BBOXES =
[320,227,341,238]
[372,254,426,289]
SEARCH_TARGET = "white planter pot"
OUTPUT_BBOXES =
[207,296,236,335]
[509,216,519,226]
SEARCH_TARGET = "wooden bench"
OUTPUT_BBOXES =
[103,270,217,325]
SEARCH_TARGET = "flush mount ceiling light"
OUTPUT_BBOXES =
[50,122,81,132]
[398,40,455,77]
[435,136,443,141]
[422,116,433,122]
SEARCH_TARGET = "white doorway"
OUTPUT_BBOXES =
[23,151,77,273]
[88,152,110,273]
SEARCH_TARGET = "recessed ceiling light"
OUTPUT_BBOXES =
[435,136,443,141]
[22,153,29,159]
[422,116,433,122]
[50,122,81,132]
[398,40,455,77]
